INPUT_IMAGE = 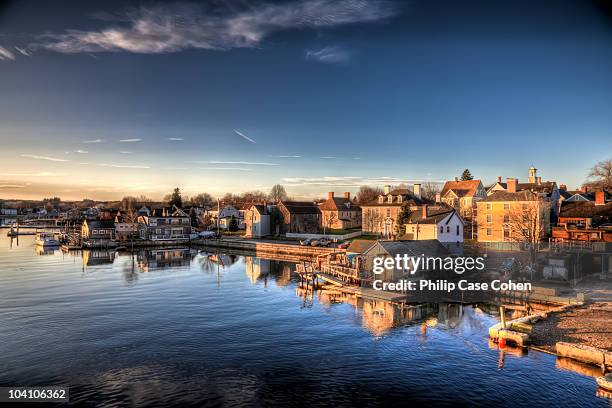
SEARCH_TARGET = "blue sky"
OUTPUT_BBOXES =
[1,0,611,200]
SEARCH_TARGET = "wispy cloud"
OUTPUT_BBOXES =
[74,149,88,154]
[305,45,352,63]
[119,138,142,143]
[167,137,184,141]
[14,46,31,56]
[270,154,302,158]
[280,176,436,187]
[200,167,252,171]
[20,154,69,162]
[82,139,104,144]
[0,46,15,60]
[0,184,24,188]
[97,163,150,169]
[32,1,400,55]
[319,156,337,159]
[0,172,64,177]
[119,151,132,154]
[233,129,256,144]
[205,161,279,166]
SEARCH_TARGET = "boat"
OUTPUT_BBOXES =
[35,232,60,247]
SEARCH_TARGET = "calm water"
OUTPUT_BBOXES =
[0,234,607,407]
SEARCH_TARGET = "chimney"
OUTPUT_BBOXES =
[435,193,441,203]
[536,176,542,186]
[384,185,391,195]
[454,177,459,182]
[413,183,421,199]
[595,191,605,206]
[328,192,334,200]
[559,184,567,191]
[507,178,518,193]
[343,192,350,201]
[497,176,502,183]
[422,204,428,219]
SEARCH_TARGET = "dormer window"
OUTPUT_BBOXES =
[397,196,403,203]
[387,195,393,203]
[378,195,384,204]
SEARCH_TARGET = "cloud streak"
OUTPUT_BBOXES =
[200,167,251,171]
[97,163,150,169]
[20,154,69,162]
[280,176,439,187]
[305,45,352,63]
[206,161,279,166]
[82,139,104,144]
[167,137,184,141]
[32,1,400,55]
[0,46,16,60]
[119,138,142,143]
[233,129,256,144]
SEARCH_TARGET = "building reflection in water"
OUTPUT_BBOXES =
[136,248,193,272]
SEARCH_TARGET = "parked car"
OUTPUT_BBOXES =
[300,238,312,246]
[310,240,320,247]
[199,231,219,239]
[318,238,331,247]
[337,241,350,249]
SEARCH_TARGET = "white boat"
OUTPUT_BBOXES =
[35,232,60,247]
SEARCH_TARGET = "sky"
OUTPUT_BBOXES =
[1,0,612,201]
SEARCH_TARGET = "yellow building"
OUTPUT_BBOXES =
[477,184,551,243]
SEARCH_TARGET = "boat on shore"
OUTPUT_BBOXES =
[35,232,60,247]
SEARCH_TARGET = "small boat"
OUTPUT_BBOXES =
[35,232,60,247]
[597,373,612,392]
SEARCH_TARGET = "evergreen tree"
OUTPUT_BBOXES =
[460,169,474,181]
[169,187,183,208]
[394,201,412,237]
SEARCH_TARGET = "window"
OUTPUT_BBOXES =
[456,225,460,235]
[378,196,384,204]
[397,196,403,203]
[503,203,509,211]
[486,228,492,236]
[503,214,509,223]
[446,226,450,233]
[386,208,391,217]
[440,226,444,234]
[503,229,511,239]
[486,214,492,223]
[387,195,393,203]
[486,203,492,211]
[522,203,528,211]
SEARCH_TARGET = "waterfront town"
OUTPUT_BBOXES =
[2,163,611,249]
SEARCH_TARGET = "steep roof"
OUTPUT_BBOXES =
[368,239,450,259]
[346,239,376,254]
[85,220,115,229]
[481,190,541,202]
[518,181,557,195]
[405,205,459,225]
[150,205,188,217]
[280,201,321,215]
[319,197,360,212]
[559,201,612,219]
[362,188,431,207]
[441,180,481,198]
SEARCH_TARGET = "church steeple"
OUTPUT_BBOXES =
[528,165,537,184]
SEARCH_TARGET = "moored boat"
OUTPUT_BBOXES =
[35,232,60,247]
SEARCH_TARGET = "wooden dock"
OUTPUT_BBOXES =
[317,272,407,302]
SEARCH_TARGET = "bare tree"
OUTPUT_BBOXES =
[241,190,268,203]
[356,186,383,204]
[322,210,338,233]
[362,208,382,234]
[269,184,288,202]
[421,182,442,201]
[505,198,549,261]
[190,193,215,208]
[585,158,612,191]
